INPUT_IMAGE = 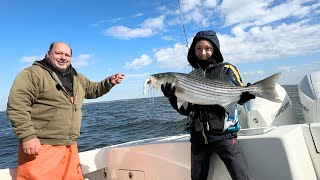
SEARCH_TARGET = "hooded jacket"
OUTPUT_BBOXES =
[187,30,224,69]
[170,30,244,144]
[187,30,243,85]
[7,61,114,145]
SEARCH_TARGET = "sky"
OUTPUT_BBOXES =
[0,0,319,111]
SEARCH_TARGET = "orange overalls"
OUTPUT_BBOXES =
[16,143,84,180]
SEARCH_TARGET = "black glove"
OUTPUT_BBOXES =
[238,83,256,105]
[161,82,175,99]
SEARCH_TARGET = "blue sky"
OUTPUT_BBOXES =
[0,0,319,111]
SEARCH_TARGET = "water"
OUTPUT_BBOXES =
[0,85,303,169]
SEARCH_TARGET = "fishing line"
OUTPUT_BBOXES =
[177,0,195,71]
[137,1,191,137]
[149,88,156,106]
[144,86,189,136]
[177,0,189,50]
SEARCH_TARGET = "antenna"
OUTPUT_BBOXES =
[177,0,189,50]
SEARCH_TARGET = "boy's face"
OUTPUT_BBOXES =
[195,40,214,60]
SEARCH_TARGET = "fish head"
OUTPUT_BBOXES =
[146,72,176,89]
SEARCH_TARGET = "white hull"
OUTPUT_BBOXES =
[1,123,319,180]
[82,123,320,180]
[2,71,320,180]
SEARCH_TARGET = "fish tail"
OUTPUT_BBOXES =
[252,73,282,103]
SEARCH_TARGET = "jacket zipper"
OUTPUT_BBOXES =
[199,112,208,144]
[44,66,75,142]
[200,123,208,144]
[70,77,77,142]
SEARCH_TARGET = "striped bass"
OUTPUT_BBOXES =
[145,69,281,107]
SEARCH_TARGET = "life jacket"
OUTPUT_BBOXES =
[189,62,241,133]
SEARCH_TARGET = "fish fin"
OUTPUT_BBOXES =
[253,73,282,103]
[189,68,206,78]
[182,101,189,109]
[177,99,189,109]
[177,100,183,109]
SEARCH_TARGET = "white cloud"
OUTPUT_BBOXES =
[276,60,320,85]
[219,20,320,64]
[73,54,92,68]
[104,26,153,39]
[204,0,217,8]
[220,0,270,26]
[19,56,43,70]
[132,13,144,18]
[173,0,319,31]
[277,65,297,72]
[220,0,318,26]
[240,70,265,84]
[104,16,165,40]
[162,36,174,41]
[241,70,264,76]
[20,56,42,63]
[92,17,126,27]
[157,5,167,12]
[124,54,152,70]
[302,60,320,72]
[179,0,216,27]
[126,73,150,78]
[239,61,319,85]
[101,0,319,72]
[154,43,189,69]
[141,15,165,29]
[93,13,144,27]
[180,0,201,12]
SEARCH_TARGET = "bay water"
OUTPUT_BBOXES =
[0,85,302,169]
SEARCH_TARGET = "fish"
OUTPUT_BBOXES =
[144,68,281,108]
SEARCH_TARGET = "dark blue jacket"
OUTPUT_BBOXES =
[170,30,243,144]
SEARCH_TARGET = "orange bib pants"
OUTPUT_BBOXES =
[17,143,84,180]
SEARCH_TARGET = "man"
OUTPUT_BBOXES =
[161,30,254,180]
[7,42,124,179]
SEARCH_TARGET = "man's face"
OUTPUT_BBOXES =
[47,42,72,72]
[195,40,214,60]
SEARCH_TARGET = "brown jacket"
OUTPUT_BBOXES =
[7,61,114,145]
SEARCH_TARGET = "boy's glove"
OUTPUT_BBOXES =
[238,83,256,105]
[161,83,175,99]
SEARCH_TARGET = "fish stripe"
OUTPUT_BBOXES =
[147,71,280,106]
[176,74,245,97]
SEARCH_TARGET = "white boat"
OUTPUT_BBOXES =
[1,71,320,180]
